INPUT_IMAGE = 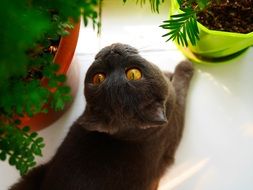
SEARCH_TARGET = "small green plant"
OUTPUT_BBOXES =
[160,0,211,47]
[124,0,211,46]
[0,123,45,175]
[0,0,100,175]
[161,8,199,47]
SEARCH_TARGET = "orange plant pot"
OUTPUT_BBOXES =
[20,21,81,131]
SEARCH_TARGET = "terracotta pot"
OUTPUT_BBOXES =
[20,21,81,131]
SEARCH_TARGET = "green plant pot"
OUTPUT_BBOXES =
[170,0,253,62]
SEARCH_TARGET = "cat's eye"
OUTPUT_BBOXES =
[126,68,142,81]
[92,73,106,85]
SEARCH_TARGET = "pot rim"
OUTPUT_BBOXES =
[198,22,253,37]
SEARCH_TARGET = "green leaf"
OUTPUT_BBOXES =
[14,120,21,125]
[56,75,66,83]
[48,79,58,88]
[9,155,17,166]
[31,143,42,156]
[20,164,28,176]
[186,23,195,45]
[0,151,7,161]
[59,86,71,94]
[160,10,199,47]
[35,137,43,144]
[177,0,183,5]
[22,126,30,133]
[39,143,45,148]
[30,132,38,138]
[26,155,35,163]
[182,26,188,46]
[28,161,36,168]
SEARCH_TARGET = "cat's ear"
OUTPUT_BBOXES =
[139,104,168,129]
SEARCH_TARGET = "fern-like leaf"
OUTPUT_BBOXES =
[0,123,45,175]
[160,9,199,47]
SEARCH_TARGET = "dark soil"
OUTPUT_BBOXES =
[196,0,253,33]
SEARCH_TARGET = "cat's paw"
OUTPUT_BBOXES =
[174,60,194,79]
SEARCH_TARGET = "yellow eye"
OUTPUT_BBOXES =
[126,68,142,80]
[92,73,106,85]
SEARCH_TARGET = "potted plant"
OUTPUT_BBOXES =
[0,0,100,175]
[19,19,80,131]
[160,0,253,63]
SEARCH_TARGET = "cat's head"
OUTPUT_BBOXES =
[79,43,175,137]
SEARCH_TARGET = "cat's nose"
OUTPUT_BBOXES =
[107,71,126,87]
[105,72,131,107]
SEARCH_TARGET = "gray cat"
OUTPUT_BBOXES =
[10,43,194,190]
